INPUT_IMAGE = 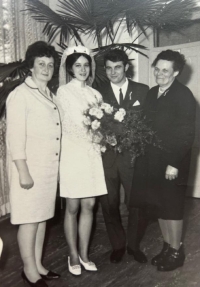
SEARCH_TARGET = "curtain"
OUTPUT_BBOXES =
[0,0,49,217]
[0,117,9,217]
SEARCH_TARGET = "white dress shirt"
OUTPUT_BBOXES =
[111,78,129,104]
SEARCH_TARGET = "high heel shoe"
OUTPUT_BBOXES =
[68,256,81,276]
[21,271,48,287]
[79,256,97,271]
[40,270,60,280]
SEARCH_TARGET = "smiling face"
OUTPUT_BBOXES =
[71,55,90,83]
[105,60,129,87]
[154,59,179,89]
[31,56,54,84]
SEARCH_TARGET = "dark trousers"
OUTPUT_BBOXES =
[100,157,148,251]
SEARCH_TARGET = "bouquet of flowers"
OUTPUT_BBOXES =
[83,102,161,164]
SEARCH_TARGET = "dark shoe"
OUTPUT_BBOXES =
[157,244,185,271]
[127,246,147,263]
[110,247,126,263]
[21,271,48,287]
[151,242,170,266]
[40,270,60,280]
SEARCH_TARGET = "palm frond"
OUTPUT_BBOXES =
[56,0,116,45]
[0,78,25,119]
[0,61,29,82]
[0,60,29,118]
[24,0,83,43]
[117,0,200,34]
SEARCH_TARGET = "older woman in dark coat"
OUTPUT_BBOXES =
[130,50,196,271]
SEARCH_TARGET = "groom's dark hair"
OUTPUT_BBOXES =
[104,49,129,67]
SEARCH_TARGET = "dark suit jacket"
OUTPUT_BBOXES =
[97,79,149,168]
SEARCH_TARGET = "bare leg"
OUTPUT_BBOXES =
[167,219,183,250]
[18,223,41,283]
[158,219,170,244]
[35,221,48,275]
[79,197,95,262]
[64,198,80,265]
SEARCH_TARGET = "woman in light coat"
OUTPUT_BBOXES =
[6,41,61,287]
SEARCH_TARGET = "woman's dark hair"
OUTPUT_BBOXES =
[65,53,92,78]
[104,49,129,67]
[25,41,59,74]
[152,49,186,74]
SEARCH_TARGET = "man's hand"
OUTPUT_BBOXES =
[165,165,178,180]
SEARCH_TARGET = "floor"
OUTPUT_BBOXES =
[0,197,200,287]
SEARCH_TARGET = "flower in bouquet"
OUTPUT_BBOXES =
[114,108,126,122]
[100,103,114,114]
[106,135,117,146]
[100,146,107,153]
[89,107,103,119]
[83,115,92,126]
[91,119,101,130]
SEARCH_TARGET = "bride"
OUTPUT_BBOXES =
[56,46,107,276]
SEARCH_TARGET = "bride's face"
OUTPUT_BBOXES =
[72,56,90,82]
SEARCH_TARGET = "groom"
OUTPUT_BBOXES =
[97,49,149,264]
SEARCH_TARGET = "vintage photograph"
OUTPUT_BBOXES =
[0,0,200,286]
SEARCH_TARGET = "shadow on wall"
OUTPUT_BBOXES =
[177,63,193,86]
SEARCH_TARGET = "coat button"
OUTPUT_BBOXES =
[54,107,57,110]
[56,138,59,140]
[56,153,58,156]
[56,123,59,125]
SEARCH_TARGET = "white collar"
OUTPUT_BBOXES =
[111,78,128,96]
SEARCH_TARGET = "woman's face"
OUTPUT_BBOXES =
[71,56,90,82]
[154,59,179,88]
[31,56,54,83]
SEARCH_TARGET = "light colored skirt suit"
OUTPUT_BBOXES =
[6,77,61,224]
[56,79,107,198]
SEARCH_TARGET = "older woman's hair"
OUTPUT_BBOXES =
[152,50,186,74]
[25,41,59,72]
[65,53,92,78]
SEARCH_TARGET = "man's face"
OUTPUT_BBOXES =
[105,60,129,86]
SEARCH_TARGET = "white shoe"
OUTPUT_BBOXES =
[79,256,97,271]
[68,256,81,275]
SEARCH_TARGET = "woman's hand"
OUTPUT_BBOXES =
[165,165,178,180]
[14,159,34,189]
[19,172,34,189]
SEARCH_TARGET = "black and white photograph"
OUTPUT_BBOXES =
[0,0,200,286]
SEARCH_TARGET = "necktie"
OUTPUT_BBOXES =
[119,88,123,105]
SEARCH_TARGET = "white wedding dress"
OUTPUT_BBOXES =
[56,79,107,198]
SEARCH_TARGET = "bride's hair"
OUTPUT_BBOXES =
[65,53,92,78]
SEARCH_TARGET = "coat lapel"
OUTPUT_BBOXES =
[122,80,138,108]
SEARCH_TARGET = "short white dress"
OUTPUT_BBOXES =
[6,77,61,224]
[56,79,107,198]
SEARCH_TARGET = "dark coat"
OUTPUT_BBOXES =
[97,79,149,168]
[130,79,196,219]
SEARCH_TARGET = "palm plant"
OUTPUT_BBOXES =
[0,0,200,116]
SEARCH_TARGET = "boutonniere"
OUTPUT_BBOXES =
[129,92,132,100]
